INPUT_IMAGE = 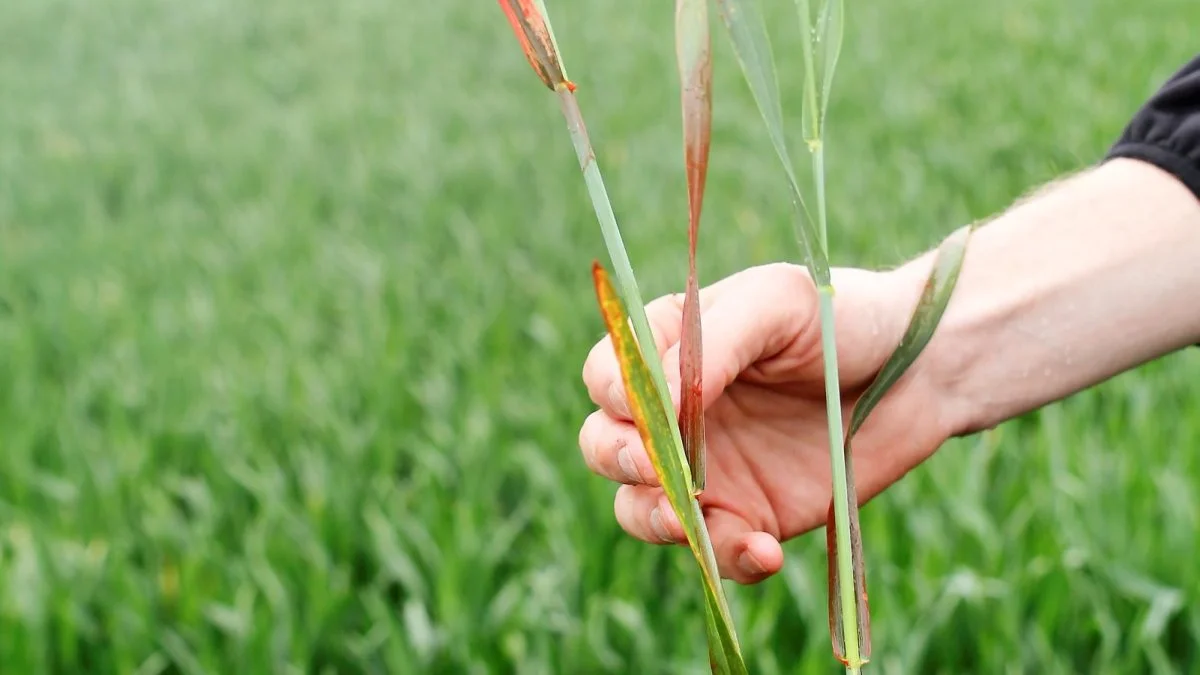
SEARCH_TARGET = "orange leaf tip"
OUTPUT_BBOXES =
[497,0,569,91]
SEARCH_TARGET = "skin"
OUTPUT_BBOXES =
[578,157,1200,584]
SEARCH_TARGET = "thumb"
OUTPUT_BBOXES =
[660,272,814,410]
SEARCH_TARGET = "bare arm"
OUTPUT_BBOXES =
[894,158,1200,437]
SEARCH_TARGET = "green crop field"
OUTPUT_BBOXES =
[1,0,1198,673]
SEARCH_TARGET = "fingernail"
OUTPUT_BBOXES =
[738,551,766,576]
[608,381,630,418]
[617,446,641,483]
[649,507,673,542]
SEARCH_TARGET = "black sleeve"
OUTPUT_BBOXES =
[1106,54,1200,200]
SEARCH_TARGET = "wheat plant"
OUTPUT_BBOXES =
[497,0,974,672]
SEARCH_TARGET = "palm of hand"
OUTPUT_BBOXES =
[691,370,943,558]
[580,263,950,583]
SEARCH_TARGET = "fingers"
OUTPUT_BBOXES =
[578,410,660,487]
[582,292,687,420]
[707,512,784,584]
[612,486,785,584]
[613,485,685,543]
[659,266,814,410]
[582,264,815,421]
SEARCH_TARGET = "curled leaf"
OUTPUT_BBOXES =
[497,0,574,91]
[796,0,844,146]
[676,0,713,495]
[848,223,974,438]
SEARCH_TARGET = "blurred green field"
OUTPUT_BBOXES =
[2,0,1199,673]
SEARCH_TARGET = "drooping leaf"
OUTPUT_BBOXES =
[497,0,573,91]
[593,262,746,674]
[827,222,974,667]
[675,0,712,495]
[847,223,974,438]
[713,0,830,285]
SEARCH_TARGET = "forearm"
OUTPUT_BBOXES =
[898,158,1200,436]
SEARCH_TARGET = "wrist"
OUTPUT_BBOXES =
[900,159,1200,438]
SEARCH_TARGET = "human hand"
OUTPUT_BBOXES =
[578,262,957,584]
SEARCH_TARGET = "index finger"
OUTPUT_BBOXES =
[581,270,739,420]
[582,291,684,420]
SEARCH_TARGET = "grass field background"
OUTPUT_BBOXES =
[2,0,1199,673]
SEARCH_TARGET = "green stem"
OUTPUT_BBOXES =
[811,141,828,254]
[555,86,691,485]
[818,286,860,667]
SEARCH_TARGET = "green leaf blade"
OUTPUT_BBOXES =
[713,0,830,284]
[796,0,844,142]
[847,224,975,439]
[555,89,690,488]
[816,0,844,130]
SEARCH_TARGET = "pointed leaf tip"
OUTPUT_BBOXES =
[847,223,974,439]
[497,0,569,90]
[676,0,712,495]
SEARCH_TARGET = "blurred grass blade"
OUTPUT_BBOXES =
[713,0,830,283]
[593,263,747,674]
[497,0,571,91]
[676,0,713,495]
[847,224,974,438]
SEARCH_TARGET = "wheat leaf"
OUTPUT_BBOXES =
[593,263,746,674]
[713,0,830,284]
[848,224,974,438]
[676,0,713,494]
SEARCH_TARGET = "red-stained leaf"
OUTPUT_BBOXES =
[497,0,574,91]
[676,0,713,495]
